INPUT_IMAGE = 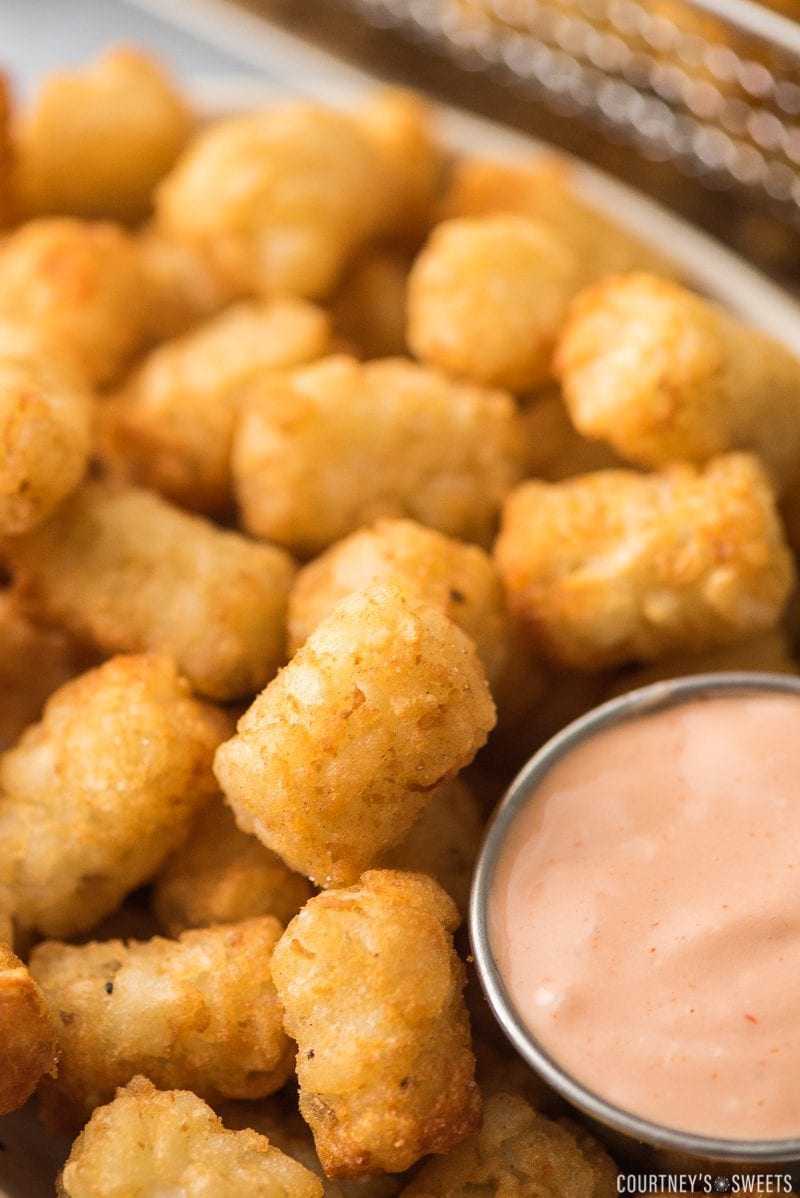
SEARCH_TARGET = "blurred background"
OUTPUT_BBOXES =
[2,0,799,282]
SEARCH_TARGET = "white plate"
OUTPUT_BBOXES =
[3,52,800,1196]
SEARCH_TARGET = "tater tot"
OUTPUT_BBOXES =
[0,942,59,1115]
[354,89,445,243]
[520,389,622,481]
[0,326,92,534]
[555,273,800,489]
[331,250,410,360]
[136,224,241,342]
[101,299,330,513]
[14,48,191,224]
[440,155,673,282]
[5,482,296,700]
[0,654,227,939]
[152,798,313,937]
[0,218,147,386]
[381,777,482,916]
[271,871,481,1177]
[407,215,580,390]
[57,1076,323,1198]
[288,518,540,723]
[494,454,795,670]
[233,355,524,556]
[215,583,495,887]
[0,590,95,749]
[155,104,385,299]
[31,917,294,1134]
[400,1091,616,1198]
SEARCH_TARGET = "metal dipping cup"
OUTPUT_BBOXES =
[470,671,800,1182]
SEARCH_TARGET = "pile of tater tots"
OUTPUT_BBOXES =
[1,44,799,1197]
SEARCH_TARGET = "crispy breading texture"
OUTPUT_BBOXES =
[288,518,540,724]
[354,89,445,244]
[5,482,296,700]
[0,590,95,749]
[14,47,191,224]
[0,218,147,386]
[152,798,313,937]
[233,355,523,556]
[380,777,482,916]
[101,299,330,512]
[57,1077,323,1198]
[31,917,294,1134]
[0,942,59,1115]
[555,272,800,490]
[215,583,495,887]
[400,1091,616,1198]
[135,225,241,342]
[407,215,580,390]
[439,155,673,283]
[155,104,385,299]
[0,653,227,938]
[271,871,481,1177]
[494,454,795,670]
[0,324,92,534]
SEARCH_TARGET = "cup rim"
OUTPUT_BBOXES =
[469,670,800,1162]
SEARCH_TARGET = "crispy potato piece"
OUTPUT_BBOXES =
[14,48,191,224]
[331,250,410,360]
[6,482,296,700]
[136,224,241,342]
[0,942,59,1115]
[354,89,444,244]
[440,155,672,282]
[0,590,95,750]
[31,917,294,1134]
[288,518,540,725]
[606,629,798,699]
[233,356,523,556]
[152,798,313,937]
[215,583,495,887]
[380,777,482,916]
[0,323,92,534]
[555,273,800,490]
[400,1091,616,1198]
[156,104,385,299]
[57,1076,323,1198]
[220,1097,405,1197]
[0,654,227,938]
[0,73,13,226]
[520,389,622,481]
[271,871,480,1177]
[100,299,330,512]
[494,454,795,670]
[407,215,580,390]
[0,218,147,386]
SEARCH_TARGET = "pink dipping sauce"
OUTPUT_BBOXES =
[489,693,800,1141]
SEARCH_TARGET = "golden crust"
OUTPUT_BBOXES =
[215,583,495,887]
[0,218,147,386]
[494,454,795,670]
[0,941,59,1115]
[100,299,330,513]
[0,653,228,938]
[31,917,294,1135]
[271,871,480,1177]
[57,1077,324,1198]
[555,272,800,490]
[407,215,579,390]
[155,104,385,299]
[233,355,524,556]
[400,1091,616,1198]
[5,481,296,700]
[14,47,192,224]
[152,798,313,937]
[135,224,241,343]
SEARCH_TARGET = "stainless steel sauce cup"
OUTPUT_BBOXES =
[470,671,800,1183]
